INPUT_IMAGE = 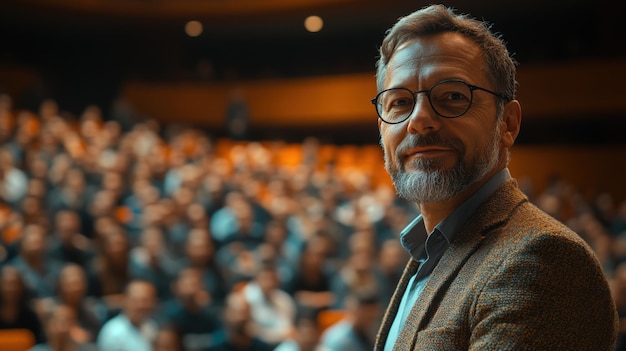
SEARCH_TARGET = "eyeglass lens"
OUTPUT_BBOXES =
[376,81,473,122]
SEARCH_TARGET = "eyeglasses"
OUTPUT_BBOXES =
[371,79,512,124]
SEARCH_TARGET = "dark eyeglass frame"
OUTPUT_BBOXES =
[371,79,513,124]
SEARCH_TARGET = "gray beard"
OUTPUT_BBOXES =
[383,126,501,204]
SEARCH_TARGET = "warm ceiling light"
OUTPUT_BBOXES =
[304,15,323,33]
[185,20,203,37]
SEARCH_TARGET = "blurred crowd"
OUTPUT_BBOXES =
[1,93,626,351]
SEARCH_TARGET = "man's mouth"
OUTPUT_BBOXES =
[403,146,454,161]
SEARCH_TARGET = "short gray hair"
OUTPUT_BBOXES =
[375,4,517,117]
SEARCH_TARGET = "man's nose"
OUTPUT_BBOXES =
[405,94,441,135]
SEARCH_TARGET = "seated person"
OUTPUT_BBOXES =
[0,265,45,344]
[47,210,93,266]
[206,291,273,351]
[96,280,159,351]
[243,263,296,347]
[285,235,336,310]
[10,224,64,299]
[29,304,98,351]
[274,306,329,351]
[320,289,381,351]
[43,264,106,343]
[85,226,131,315]
[153,325,184,351]
[158,268,221,350]
[175,228,226,304]
[130,227,178,300]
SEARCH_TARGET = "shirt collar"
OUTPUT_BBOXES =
[400,168,511,256]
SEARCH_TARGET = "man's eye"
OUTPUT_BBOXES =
[439,91,469,101]
[392,98,413,107]
[448,92,464,100]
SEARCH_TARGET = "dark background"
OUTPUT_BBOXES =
[0,0,625,144]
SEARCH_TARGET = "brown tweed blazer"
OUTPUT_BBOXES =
[374,179,618,351]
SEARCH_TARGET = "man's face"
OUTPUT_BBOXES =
[56,212,79,240]
[257,269,279,295]
[176,270,203,305]
[125,281,157,326]
[0,267,24,302]
[224,294,252,334]
[21,227,46,259]
[47,306,76,340]
[186,230,212,266]
[59,265,87,303]
[378,32,504,204]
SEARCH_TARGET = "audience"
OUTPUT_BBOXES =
[0,94,625,350]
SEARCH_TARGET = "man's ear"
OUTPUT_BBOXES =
[500,100,521,148]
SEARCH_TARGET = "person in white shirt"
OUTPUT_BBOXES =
[96,280,158,351]
[243,262,297,346]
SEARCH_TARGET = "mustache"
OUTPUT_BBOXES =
[395,133,463,157]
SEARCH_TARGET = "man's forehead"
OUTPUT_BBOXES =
[388,33,482,70]
[384,33,485,88]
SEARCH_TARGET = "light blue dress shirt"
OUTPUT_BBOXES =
[96,313,158,351]
[384,169,511,351]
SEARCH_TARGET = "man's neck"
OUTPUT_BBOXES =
[125,314,143,329]
[25,256,45,273]
[50,338,76,351]
[227,329,253,349]
[182,297,201,313]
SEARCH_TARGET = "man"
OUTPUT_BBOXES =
[274,306,328,351]
[50,264,104,343]
[29,304,98,351]
[207,291,274,351]
[48,210,93,266]
[243,263,297,347]
[0,147,28,209]
[96,280,159,351]
[158,268,221,350]
[372,5,618,350]
[11,223,64,299]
